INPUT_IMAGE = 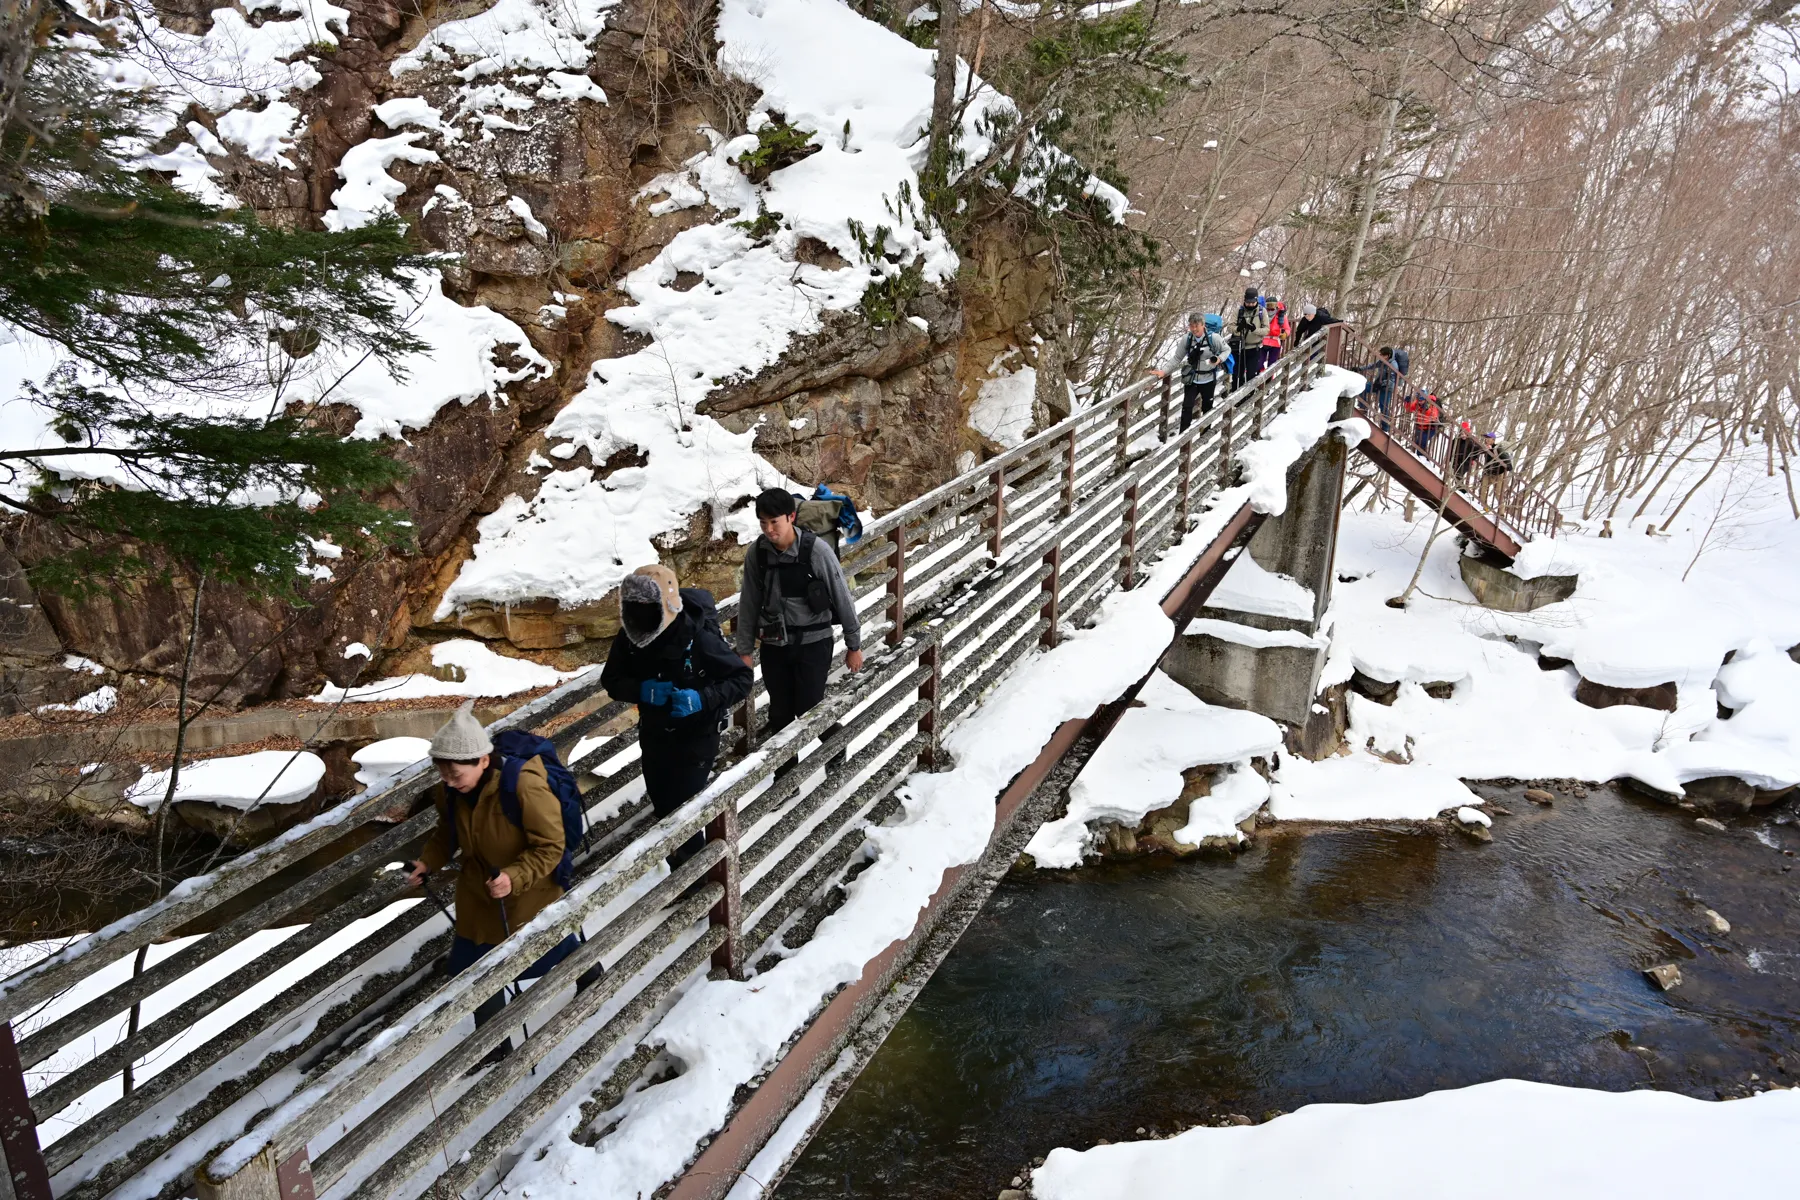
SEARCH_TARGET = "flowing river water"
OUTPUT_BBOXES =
[776,783,1800,1198]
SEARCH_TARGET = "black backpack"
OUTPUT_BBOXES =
[759,528,834,618]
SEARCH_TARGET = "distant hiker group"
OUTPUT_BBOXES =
[1152,297,1515,486]
[1151,288,1333,432]
[1347,343,1513,486]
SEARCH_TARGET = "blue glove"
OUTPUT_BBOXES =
[670,688,702,719]
[640,679,674,706]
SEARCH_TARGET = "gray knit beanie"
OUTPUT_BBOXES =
[430,700,493,761]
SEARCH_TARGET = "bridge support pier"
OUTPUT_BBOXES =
[1163,427,1350,752]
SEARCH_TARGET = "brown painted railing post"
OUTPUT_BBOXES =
[1061,428,1077,516]
[987,464,1006,558]
[729,614,754,754]
[1158,374,1172,442]
[885,522,907,646]
[707,803,743,980]
[916,640,941,769]
[1040,541,1062,648]
[1120,480,1139,589]
[1218,403,1234,488]
[0,1022,51,1200]
[1178,438,1193,530]
[1116,391,1132,468]
[733,700,753,756]
[1324,322,1346,367]
[195,1147,315,1200]
[1253,375,1266,438]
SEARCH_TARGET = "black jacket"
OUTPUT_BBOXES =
[601,589,753,740]
[1292,307,1337,344]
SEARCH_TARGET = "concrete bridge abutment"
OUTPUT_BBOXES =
[1163,392,1354,756]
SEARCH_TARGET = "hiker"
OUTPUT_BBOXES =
[1406,392,1441,453]
[1356,346,1401,430]
[1481,432,1514,476]
[1230,287,1268,390]
[1450,420,1484,481]
[407,702,596,1061]
[1291,302,1336,344]
[1149,311,1229,431]
[1393,345,1411,379]
[736,487,864,734]
[602,564,753,863]
[1260,299,1289,374]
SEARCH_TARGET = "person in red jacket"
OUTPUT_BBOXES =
[1259,299,1289,374]
[1406,392,1441,453]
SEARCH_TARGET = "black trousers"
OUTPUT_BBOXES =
[1180,378,1216,431]
[447,933,581,1027]
[642,727,720,866]
[761,637,833,735]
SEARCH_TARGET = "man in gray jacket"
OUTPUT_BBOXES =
[736,488,864,733]
[1150,311,1229,431]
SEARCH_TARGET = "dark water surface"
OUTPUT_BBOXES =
[778,785,1800,1198]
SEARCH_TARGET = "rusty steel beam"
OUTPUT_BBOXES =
[1354,423,1522,559]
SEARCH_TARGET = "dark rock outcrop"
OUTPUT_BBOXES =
[1575,677,1678,712]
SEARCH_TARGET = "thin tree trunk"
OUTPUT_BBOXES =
[1336,90,1402,312]
[1391,481,1458,608]
[151,572,206,898]
[925,0,960,208]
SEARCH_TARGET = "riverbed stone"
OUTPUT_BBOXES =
[1694,817,1728,832]
[1350,670,1399,705]
[1575,677,1679,712]
[1704,909,1731,935]
[1644,963,1682,991]
[1524,788,1555,805]
[1682,775,1756,816]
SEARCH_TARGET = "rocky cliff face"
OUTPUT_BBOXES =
[1,0,1066,705]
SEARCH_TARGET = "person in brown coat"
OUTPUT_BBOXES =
[407,702,589,1067]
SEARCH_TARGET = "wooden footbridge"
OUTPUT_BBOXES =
[0,327,1551,1200]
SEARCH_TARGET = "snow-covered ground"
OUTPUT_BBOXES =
[1282,447,1800,818]
[1034,439,1800,850]
[311,639,587,703]
[1032,1079,1800,1199]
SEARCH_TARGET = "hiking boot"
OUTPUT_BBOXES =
[575,962,606,994]
[464,1038,513,1078]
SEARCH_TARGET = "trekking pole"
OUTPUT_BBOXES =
[490,869,536,1067]
[418,872,457,930]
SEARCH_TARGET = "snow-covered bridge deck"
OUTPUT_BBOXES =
[0,330,1492,1200]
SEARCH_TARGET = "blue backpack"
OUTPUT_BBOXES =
[448,729,587,890]
[802,483,863,546]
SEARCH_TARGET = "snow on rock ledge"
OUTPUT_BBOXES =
[1027,672,1281,867]
[126,750,325,811]
[438,0,1083,615]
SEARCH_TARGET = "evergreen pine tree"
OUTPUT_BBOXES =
[0,3,432,601]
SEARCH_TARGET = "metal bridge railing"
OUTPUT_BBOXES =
[1327,323,1562,541]
[0,334,1331,1200]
